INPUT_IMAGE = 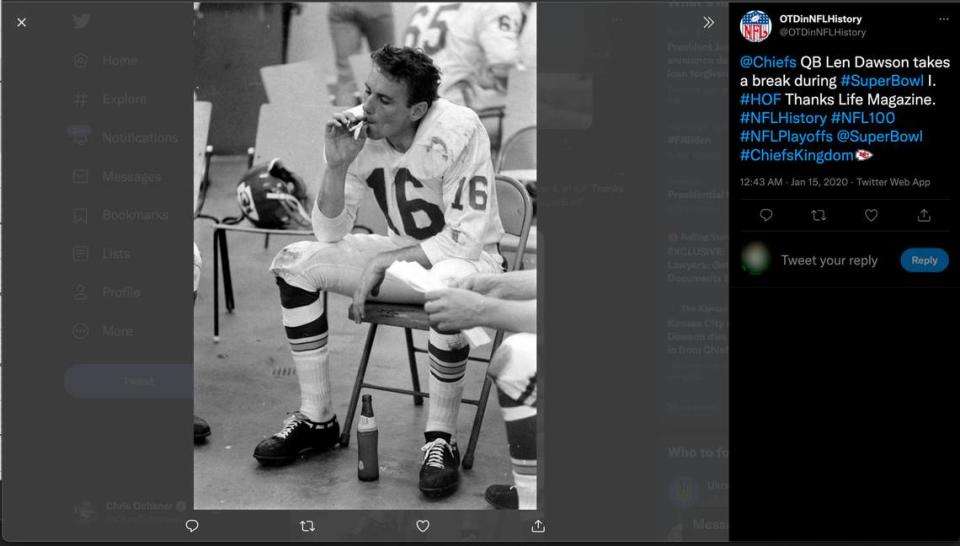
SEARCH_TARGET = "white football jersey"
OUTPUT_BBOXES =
[313,99,505,265]
[403,3,523,101]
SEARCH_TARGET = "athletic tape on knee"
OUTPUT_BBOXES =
[490,343,537,407]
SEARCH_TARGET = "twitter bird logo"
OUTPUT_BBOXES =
[73,13,90,30]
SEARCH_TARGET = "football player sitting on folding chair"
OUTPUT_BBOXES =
[258,45,504,500]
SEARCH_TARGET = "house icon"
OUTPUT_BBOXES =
[74,53,88,69]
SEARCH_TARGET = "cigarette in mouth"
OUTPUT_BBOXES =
[346,105,366,140]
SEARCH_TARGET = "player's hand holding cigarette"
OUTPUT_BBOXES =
[324,104,367,169]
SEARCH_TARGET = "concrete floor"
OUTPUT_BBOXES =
[193,156,512,510]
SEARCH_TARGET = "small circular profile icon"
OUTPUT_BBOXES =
[741,241,772,275]
[73,499,97,524]
[667,476,701,509]
[740,10,772,42]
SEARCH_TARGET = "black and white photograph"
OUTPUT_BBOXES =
[192,2,538,510]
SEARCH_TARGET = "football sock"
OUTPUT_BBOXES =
[277,278,333,422]
[425,329,469,436]
[492,339,538,510]
[514,471,537,510]
[499,386,538,509]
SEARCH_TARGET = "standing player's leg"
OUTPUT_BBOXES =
[194,243,211,443]
[328,3,364,106]
[484,333,537,509]
[355,2,395,51]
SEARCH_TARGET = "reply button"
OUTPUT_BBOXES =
[900,248,949,273]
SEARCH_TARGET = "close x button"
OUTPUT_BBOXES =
[900,248,949,273]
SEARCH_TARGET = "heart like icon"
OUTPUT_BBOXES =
[759,208,773,222]
[416,520,430,533]
[864,209,879,222]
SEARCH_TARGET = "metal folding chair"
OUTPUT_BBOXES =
[496,125,536,173]
[478,106,506,157]
[339,175,533,470]
[501,67,536,149]
[497,125,537,257]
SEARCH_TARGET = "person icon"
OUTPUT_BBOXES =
[74,284,88,301]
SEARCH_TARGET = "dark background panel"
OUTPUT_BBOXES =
[729,3,960,541]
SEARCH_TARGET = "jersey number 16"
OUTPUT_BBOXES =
[365,168,488,240]
[366,167,444,239]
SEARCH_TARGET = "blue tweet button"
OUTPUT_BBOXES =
[900,248,949,273]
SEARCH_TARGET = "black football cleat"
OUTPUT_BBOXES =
[484,484,519,509]
[419,436,461,498]
[194,415,211,443]
[253,412,339,466]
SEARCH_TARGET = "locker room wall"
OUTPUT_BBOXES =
[194,3,284,154]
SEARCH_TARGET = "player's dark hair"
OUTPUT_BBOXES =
[370,45,441,107]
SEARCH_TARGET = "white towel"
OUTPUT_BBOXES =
[387,261,492,348]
